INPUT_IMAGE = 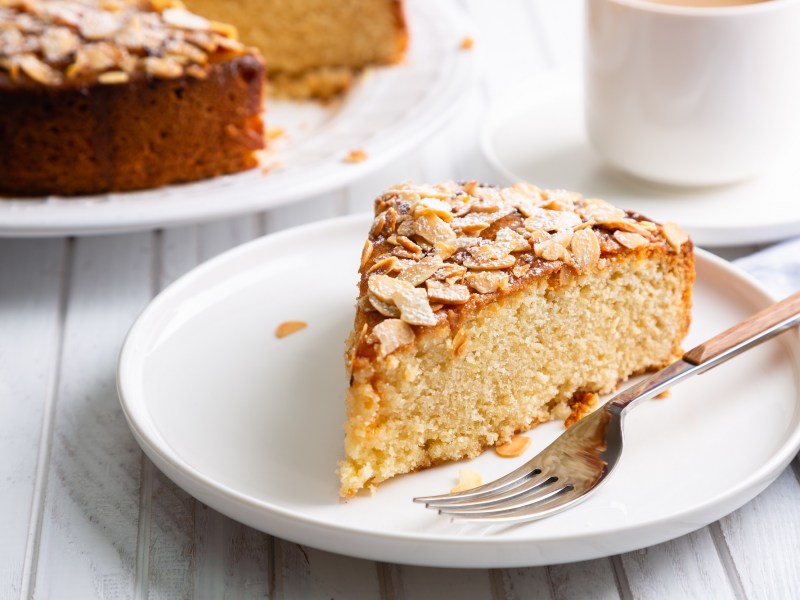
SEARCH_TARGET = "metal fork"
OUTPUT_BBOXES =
[414,290,800,523]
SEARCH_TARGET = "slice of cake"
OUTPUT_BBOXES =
[0,0,265,196]
[183,0,407,99]
[339,181,694,497]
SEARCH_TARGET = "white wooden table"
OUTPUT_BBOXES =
[3,1,799,598]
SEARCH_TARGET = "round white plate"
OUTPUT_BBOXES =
[0,0,476,238]
[481,73,800,247]
[118,214,800,568]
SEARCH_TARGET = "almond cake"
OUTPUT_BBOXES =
[339,181,694,497]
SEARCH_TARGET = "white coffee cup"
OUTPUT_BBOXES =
[585,0,800,187]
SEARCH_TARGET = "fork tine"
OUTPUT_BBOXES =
[438,481,571,516]
[423,470,556,509]
[446,485,585,523]
[413,459,542,504]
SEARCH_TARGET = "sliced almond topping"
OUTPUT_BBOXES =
[495,435,531,458]
[40,26,78,63]
[367,274,412,304]
[433,263,467,283]
[541,189,580,212]
[275,320,307,338]
[144,55,182,79]
[413,213,456,248]
[465,271,509,294]
[577,198,627,224]
[162,7,210,31]
[426,280,470,304]
[413,197,453,222]
[97,70,129,84]
[663,222,689,251]
[450,468,482,493]
[368,294,400,318]
[17,54,61,85]
[371,318,414,357]
[613,230,649,250]
[360,239,374,271]
[397,256,442,287]
[512,263,530,278]
[495,227,531,253]
[463,254,516,270]
[366,256,401,275]
[467,242,510,263]
[79,10,120,40]
[570,228,600,271]
[526,229,550,244]
[393,287,438,326]
[605,219,653,239]
[524,208,581,233]
[535,240,566,261]
[396,235,422,256]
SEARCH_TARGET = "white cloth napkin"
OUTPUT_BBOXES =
[734,238,800,299]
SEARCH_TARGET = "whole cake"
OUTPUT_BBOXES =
[339,181,694,497]
[182,0,407,99]
[0,0,265,196]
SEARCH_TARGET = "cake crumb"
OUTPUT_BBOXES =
[495,435,531,458]
[261,160,284,174]
[275,320,307,338]
[655,389,672,399]
[450,468,482,493]
[460,36,475,50]
[343,149,368,163]
[565,391,599,428]
[267,127,286,141]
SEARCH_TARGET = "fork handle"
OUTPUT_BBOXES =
[683,290,800,366]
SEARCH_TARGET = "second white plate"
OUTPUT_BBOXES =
[118,214,800,568]
[481,73,800,247]
[0,0,476,237]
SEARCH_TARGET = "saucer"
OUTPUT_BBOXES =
[481,73,800,247]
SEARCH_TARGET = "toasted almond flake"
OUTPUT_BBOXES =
[397,256,442,286]
[524,207,582,232]
[162,7,210,31]
[144,55,182,79]
[495,435,531,458]
[368,274,412,303]
[570,228,600,271]
[663,222,689,251]
[535,240,566,261]
[17,54,61,85]
[460,36,474,50]
[343,148,368,163]
[209,19,238,38]
[526,229,550,244]
[565,392,599,428]
[465,271,509,293]
[656,389,672,399]
[426,280,470,304]
[413,213,456,247]
[463,254,516,270]
[360,239,374,270]
[40,26,78,63]
[396,235,422,256]
[366,256,401,275]
[452,327,468,356]
[512,263,530,278]
[577,198,627,223]
[496,227,531,253]
[371,319,414,357]
[79,10,120,40]
[368,294,400,318]
[541,189,580,212]
[370,211,387,237]
[450,468,482,493]
[613,230,649,249]
[413,197,454,222]
[433,263,467,283]
[605,219,653,239]
[393,286,438,326]
[275,320,307,338]
[97,69,129,84]
[467,242,510,263]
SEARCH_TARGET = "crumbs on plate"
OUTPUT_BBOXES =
[460,36,474,50]
[495,435,531,458]
[343,149,368,163]
[275,320,307,338]
[450,468,482,493]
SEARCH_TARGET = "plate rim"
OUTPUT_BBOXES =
[479,71,800,248]
[118,213,800,566]
[0,0,478,238]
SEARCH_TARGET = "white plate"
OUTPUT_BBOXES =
[481,73,800,247]
[0,0,475,238]
[118,214,800,568]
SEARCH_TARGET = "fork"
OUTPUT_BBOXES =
[414,290,800,523]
